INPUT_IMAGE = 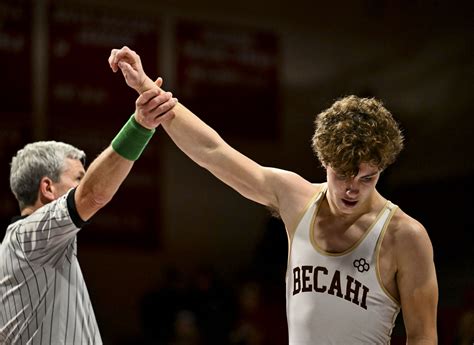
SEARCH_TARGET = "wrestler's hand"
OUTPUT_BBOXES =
[134,88,177,130]
[109,46,156,94]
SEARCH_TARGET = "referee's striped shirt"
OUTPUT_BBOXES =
[0,189,102,344]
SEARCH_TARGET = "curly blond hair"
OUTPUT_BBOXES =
[311,95,404,176]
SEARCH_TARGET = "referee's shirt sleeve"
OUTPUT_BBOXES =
[13,188,88,267]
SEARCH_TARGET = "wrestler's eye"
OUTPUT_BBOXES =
[361,177,373,183]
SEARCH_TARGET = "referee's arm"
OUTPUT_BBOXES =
[74,146,134,222]
[75,90,176,222]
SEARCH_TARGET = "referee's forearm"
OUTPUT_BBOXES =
[75,146,134,221]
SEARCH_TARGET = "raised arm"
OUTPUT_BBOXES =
[75,86,176,221]
[108,47,317,224]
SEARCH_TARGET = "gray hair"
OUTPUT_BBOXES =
[10,141,86,210]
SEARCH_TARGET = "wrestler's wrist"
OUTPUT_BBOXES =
[137,76,155,94]
[111,114,155,161]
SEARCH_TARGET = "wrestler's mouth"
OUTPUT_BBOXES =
[342,198,358,207]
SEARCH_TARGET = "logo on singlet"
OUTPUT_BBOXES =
[353,258,370,272]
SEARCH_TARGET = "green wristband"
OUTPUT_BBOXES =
[111,115,155,161]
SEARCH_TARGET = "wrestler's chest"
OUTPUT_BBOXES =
[312,223,399,301]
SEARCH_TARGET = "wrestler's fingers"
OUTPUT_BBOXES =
[118,61,133,74]
[109,49,119,72]
[114,46,138,65]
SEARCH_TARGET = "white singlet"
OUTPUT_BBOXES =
[286,185,400,345]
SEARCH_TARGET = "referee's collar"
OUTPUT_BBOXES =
[10,215,28,225]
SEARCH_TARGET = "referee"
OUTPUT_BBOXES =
[0,86,177,344]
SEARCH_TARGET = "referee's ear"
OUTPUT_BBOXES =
[38,176,56,205]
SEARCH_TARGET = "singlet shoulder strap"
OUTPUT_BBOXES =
[291,183,326,236]
[369,200,398,251]
[304,183,327,217]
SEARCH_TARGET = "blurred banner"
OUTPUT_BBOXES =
[0,0,31,114]
[48,3,161,247]
[0,0,33,230]
[176,20,280,139]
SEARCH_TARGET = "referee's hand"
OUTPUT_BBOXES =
[134,87,178,130]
